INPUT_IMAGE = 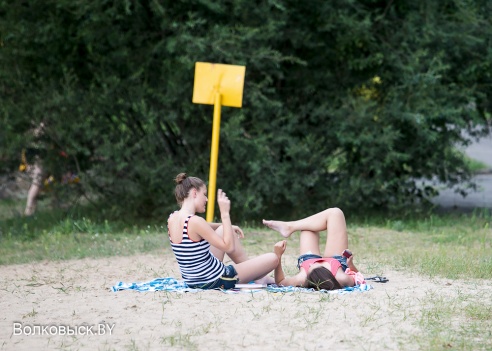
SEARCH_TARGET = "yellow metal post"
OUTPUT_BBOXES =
[192,62,245,222]
[206,92,222,222]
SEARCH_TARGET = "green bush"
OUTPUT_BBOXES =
[1,0,491,220]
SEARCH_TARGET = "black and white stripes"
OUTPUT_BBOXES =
[169,215,224,285]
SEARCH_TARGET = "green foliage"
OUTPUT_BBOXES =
[1,0,491,220]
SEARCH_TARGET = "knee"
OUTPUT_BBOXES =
[266,252,280,267]
[260,252,279,268]
[301,230,318,236]
[327,207,344,217]
[215,225,224,237]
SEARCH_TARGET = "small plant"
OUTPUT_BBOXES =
[22,308,38,318]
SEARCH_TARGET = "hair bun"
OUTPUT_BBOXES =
[175,173,187,184]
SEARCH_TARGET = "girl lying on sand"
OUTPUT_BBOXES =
[264,208,365,290]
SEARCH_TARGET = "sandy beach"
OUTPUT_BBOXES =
[1,251,490,351]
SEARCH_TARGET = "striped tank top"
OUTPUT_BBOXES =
[169,213,224,285]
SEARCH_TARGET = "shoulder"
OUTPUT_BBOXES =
[335,270,355,287]
[187,215,207,228]
[167,211,180,226]
[167,210,177,219]
[168,212,183,243]
[167,211,176,224]
[295,270,309,287]
[187,215,211,238]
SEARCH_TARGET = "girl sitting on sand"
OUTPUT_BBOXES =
[168,173,278,290]
[264,207,365,290]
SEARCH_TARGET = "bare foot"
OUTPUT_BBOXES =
[24,206,35,216]
[262,220,292,238]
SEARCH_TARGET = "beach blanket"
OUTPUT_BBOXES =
[111,277,200,293]
[111,277,373,294]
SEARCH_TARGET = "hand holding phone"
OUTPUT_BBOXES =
[342,249,352,258]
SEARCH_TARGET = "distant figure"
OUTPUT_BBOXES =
[23,157,45,216]
[20,122,81,216]
[21,123,47,216]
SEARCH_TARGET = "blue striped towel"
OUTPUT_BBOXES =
[111,277,200,293]
[265,283,373,294]
[111,277,373,294]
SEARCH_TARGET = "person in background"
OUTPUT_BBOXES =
[20,122,80,216]
[21,123,47,216]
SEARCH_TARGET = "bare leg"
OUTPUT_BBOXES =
[24,163,43,216]
[264,208,348,256]
[210,226,275,284]
[24,184,41,216]
[299,231,321,255]
[234,253,278,284]
[262,219,293,238]
[322,208,348,257]
[210,226,248,262]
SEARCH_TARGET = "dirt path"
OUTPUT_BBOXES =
[432,133,492,210]
[1,253,490,351]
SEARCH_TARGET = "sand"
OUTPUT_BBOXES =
[1,253,490,351]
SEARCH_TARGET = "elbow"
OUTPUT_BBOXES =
[225,242,234,254]
[225,236,236,254]
[275,277,285,286]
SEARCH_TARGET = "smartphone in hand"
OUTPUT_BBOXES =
[342,249,352,258]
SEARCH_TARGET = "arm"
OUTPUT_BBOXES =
[336,270,356,287]
[275,264,307,287]
[208,222,244,238]
[273,241,308,287]
[219,190,234,253]
[338,254,363,287]
[191,189,234,253]
[346,255,359,273]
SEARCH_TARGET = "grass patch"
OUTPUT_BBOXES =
[0,198,27,221]
[464,155,490,173]
[1,201,490,281]
[0,200,168,265]
[0,230,167,265]
[412,290,492,350]
[348,209,492,279]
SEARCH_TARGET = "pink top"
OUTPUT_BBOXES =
[345,269,366,285]
[300,258,341,276]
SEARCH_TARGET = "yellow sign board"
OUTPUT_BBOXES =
[192,62,246,222]
[192,62,246,108]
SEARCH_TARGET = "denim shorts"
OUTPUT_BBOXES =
[297,253,348,272]
[187,265,239,290]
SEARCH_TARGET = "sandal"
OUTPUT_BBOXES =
[365,276,389,283]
